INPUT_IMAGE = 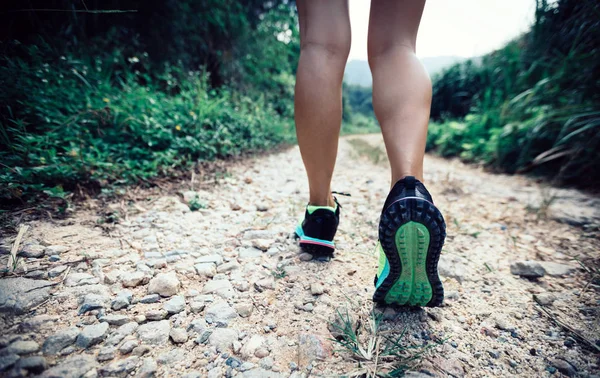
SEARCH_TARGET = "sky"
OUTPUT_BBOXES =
[348,0,536,60]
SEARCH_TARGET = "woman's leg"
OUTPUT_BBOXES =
[295,0,351,207]
[367,0,431,184]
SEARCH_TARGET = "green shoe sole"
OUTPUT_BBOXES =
[373,198,445,307]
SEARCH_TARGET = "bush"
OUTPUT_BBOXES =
[428,0,600,188]
[0,43,295,204]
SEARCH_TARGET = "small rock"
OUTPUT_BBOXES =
[208,328,238,352]
[235,303,253,318]
[19,245,46,258]
[44,245,69,256]
[255,348,270,358]
[488,350,500,359]
[65,273,98,287]
[48,255,61,262]
[0,278,52,314]
[119,340,138,354]
[190,301,205,313]
[251,239,272,251]
[240,362,255,372]
[254,277,275,291]
[105,322,139,346]
[111,290,133,310]
[510,261,545,278]
[136,320,170,345]
[170,328,188,344]
[7,340,40,355]
[238,247,263,260]
[298,253,313,262]
[132,345,151,357]
[205,301,237,324]
[550,358,577,377]
[48,265,68,278]
[76,322,109,348]
[42,327,80,355]
[539,262,577,276]
[534,293,557,306]
[121,271,148,288]
[79,293,109,315]
[310,283,324,296]
[298,333,330,365]
[241,335,265,358]
[139,294,160,304]
[427,308,443,322]
[217,262,240,273]
[438,255,468,283]
[15,356,48,374]
[256,203,269,212]
[195,263,217,278]
[99,356,139,377]
[157,349,185,366]
[100,314,129,326]
[0,353,20,372]
[97,346,116,361]
[145,310,168,321]
[196,255,224,265]
[226,357,242,369]
[494,316,515,331]
[202,279,234,298]
[39,355,97,378]
[148,272,180,297]
[163,295,185,314]
[136,358,157,378]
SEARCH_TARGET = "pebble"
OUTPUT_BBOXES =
[99,356,139,377]
[310,283,325,295]
[48,255,61,262]
[488,350,500,359]
[235,303,253,318]
[170,327,189,343]
[148,272,180,297]
[136,320,170,345]
[139,294,160,304]
[190,301,206,313]
[44,245,69,255]
[550,358,577,377]
[105,322,139,346]
[48,265,68,277]
[38,355,97,378]
[119,340,138,354]
[209,328,238,352]
[76,322,109,348]
[539,262,577,276]
[79,293,109,314]
[534,293,556,306]
[7,340,40,355]
[136,358,157,378]
[15,356,48,374]
[145,310,168,321]
[0,354,20,372]
[157,349,185,365]
[195,263,217,278]
[163,295,186,314]
[298,253,313,261]
[510,261,545,278]
[206,301,238,324]
[121,271,148,287]
[99,314,129,326]
[132,345,151,356]
[42,327,80,355]
[241,335,265,358]
[97,346,116,361]
[111,289,133,310]
[19,244,45,258]
[64,272,98,287]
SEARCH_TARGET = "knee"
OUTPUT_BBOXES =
[300,37,351,62]
[367,39,415,67]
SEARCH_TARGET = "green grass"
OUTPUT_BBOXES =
[0,44,295,207]
[428,0,600,188]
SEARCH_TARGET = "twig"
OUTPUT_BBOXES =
[534,298,600,353]
[7,224,29,270]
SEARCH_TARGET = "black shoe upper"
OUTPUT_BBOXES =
[301,205,340,242]
[382,176,433,214]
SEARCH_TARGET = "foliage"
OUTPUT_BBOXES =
[0,1,299,206]
[342,83,378,134]
[428,0,600,188]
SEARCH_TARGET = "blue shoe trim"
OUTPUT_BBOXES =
[295,225,335,247]
[376,259,390,288]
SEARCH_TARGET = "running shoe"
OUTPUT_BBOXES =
[295,200,340,257]
[373,176,446,307]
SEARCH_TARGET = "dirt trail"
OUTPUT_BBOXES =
[1,134,599,378]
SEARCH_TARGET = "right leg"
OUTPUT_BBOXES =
[295,0,351,207]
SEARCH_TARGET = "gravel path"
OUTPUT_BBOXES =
[1,134,599,378]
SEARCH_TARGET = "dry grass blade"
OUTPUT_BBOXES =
[534,297,600,353]
[7,224,29,271]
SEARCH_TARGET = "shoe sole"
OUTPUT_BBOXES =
[294,227,335,257]
[373,197,446,307]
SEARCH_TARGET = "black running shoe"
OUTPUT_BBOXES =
[295,201,340,256]
[373,176,446,307]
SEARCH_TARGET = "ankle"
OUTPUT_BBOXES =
[308,194,336,208]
